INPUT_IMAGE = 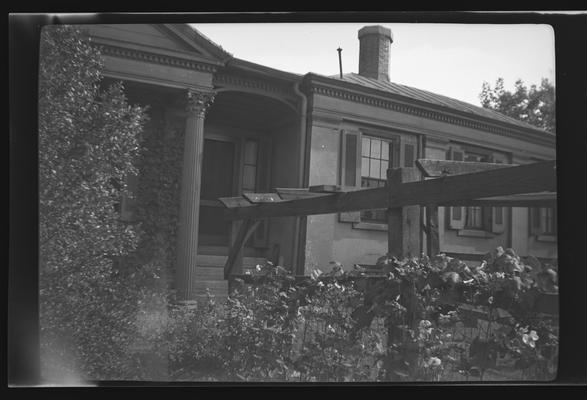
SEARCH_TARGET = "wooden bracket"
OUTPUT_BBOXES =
[224,219,261,279]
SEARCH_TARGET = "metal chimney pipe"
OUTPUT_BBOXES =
[337,47,343,79]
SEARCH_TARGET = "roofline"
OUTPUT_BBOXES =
[305,73,555,143]
[166,24,234,63]
[227,58,302,82]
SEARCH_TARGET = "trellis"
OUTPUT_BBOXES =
[219,159,556,279]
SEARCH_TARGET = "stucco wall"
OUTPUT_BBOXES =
[305,92,557,272]
[304,104,419,272]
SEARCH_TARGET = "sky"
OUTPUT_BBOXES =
[191,23,555,107]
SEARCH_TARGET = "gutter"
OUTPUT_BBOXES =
[291,79,309,274]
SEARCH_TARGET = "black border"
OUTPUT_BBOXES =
[8,11,587,389]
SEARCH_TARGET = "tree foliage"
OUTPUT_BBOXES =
[38,25,149,380]
[479,78,555,133]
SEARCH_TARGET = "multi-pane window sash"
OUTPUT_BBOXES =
[360,136,393,223]
[242,140,258,192]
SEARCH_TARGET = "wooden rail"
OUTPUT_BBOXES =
[223,161,555,220]
[220,159,556,278]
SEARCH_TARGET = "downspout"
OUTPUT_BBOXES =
[292,79,308,275]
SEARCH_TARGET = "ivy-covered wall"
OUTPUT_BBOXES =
[119,98,188,379]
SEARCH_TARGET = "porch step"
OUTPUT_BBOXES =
[193,279,229,296]
[195,266,225,280]
[196,254,267,268]
[192,256,267,298]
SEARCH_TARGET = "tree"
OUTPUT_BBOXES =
[479,78,555,133]
[38,25,148,380]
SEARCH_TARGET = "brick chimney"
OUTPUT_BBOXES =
[358,25,393,81]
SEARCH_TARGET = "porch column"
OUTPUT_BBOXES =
[175,89,215,301]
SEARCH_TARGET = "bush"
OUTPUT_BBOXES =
[160,247,558,382]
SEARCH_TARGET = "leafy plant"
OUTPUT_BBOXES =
[38,25,149,381]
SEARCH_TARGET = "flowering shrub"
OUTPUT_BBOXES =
[158,246,557,382]
[42,242,557,382]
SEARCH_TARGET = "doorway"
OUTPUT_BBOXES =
[198,137,237,248]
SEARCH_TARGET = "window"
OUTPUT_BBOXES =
[241,137,270,247]
[339,129,413,227]
[530,207,557,236]
[463,152,490,229]
[446,144,507,234]
[466,206,484,229]
[242,139,258,192]
[360,136,394,222]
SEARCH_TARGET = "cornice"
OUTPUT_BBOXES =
[307,80,555,148]
[97,44,219,74]
[213,73,295,100]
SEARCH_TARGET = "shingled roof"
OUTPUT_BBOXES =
[329,72,553,135]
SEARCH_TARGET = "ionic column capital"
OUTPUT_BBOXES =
[186,90,215,117]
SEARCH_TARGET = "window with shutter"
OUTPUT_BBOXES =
[338,129,401,226]
[404,143,415,167]
[491,156,506,233]
[447,145,466,229]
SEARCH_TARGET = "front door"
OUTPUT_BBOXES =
[198,137,237,248]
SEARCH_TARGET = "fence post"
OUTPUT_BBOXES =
[387,168,421,259]
[425,205,440,257]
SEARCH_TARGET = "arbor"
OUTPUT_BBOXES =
[479,78,555,133]
[38,25,148,380]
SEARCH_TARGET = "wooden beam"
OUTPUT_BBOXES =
[416,159,520,177]
[275,188,329,200]
[439,199,556,207]
[242,192,283,203]
[439,191,556,207]
[218,196,253,208]
[309,184,341,193]
[224,219,261,279]
[224,161,556,220]
[309,185,360,193]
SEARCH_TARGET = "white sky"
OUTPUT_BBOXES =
[192,23,555,107]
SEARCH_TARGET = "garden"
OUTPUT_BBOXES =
[158,247,558,382]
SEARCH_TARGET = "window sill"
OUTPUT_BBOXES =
[353,222,388,231]
[457,229,495,238]
[536,235,557,243]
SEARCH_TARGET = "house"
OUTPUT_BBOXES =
[85,24,556,301]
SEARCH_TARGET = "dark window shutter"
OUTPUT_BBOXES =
[491,206,505,233]
[404,143,415,167]
[339,130,361,223]
[529,207,544,236]
[482,206,493,231]
[343,132,359,187]
[448,206,466,230]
